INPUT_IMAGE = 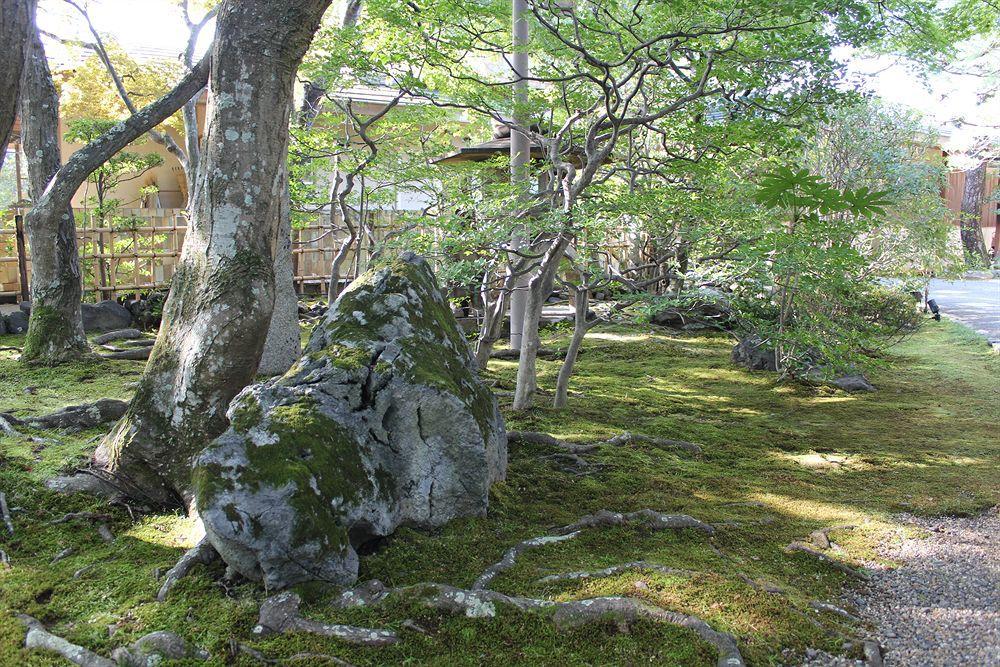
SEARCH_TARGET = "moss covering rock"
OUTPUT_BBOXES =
[192,252,507,589]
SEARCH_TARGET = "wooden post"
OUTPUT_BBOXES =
[13,214,29,302]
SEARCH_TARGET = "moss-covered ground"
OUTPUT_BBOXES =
[0,320,996,665]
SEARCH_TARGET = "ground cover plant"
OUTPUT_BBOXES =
[0,317,995,665]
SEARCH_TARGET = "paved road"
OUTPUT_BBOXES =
[927,279,1000,343]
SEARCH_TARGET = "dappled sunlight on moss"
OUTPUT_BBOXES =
[123,514,203,550]
[0,320,995,665]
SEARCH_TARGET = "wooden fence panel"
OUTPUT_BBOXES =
[0,207,404,301]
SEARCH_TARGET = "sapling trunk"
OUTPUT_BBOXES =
[474,266,514,368]
[512,236,569,410]
[553,284,593,408]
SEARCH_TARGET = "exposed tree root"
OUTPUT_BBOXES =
[507,431,598,455]
[92,329,142,345]
[111,630,210,665]
[96,524,114,543]
[809,600,860,622]
[50,547,74,564]
[255,592,398,646]
[784,542,869,580]
[0,415,20,436]
[537,560,695,584]
[99,348,151,360]
[156,537,218,602]
[490,347,580,361]
[808,525,856,550]
[50,511,113,524]
[599,432,703,457]
[329,582,743,667]
[736,573,785,595]
[508,431,702,457]
[234,642,356,666]
[1,399,128,433]
[0,491,13,535]
[474,509,714,590]
[17,614,116,667]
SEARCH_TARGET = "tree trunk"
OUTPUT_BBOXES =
[474,268,513,368]
[512,235,569,411]
[20,49,209,362]
[258,160,301,375]
[960,160,990,267]
[18,28,89,364]
[0,0,32,175]
[94,0,333,508]
[553,284,591,408]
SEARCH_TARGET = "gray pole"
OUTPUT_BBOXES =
[509,0,530,350]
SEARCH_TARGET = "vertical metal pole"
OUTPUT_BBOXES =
[509,0,530,351]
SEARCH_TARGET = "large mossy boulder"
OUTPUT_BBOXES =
[192,252,507,589]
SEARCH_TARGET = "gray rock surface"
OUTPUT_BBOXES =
[81,301,133,332]
[830,375,876,393]
[193,252,507,589]
[5,310,29,334]
[732,335,777,371]
[650,289,733,330]
[111,630,209,666]
[12,300,133,334]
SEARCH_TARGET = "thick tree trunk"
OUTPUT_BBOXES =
[0,0,32,175]
[258,161,301,375]
[95,0,333,508]
[18,29,89,364]
[553,285,592,408]
[21,52,209,361]
[959,160,990,267]
[512,235,569,411]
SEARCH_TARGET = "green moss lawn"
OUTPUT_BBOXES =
[0,320,996,665]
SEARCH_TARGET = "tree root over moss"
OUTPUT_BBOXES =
[17,615,211,667]
[252,509,739,664]
[536,560,695,584]
[507,430,703,463]
[326,582,744,667]
[254,591,399,646]
[234,642,355,666]
[156,537,218,602]
[784,541,869,580]
[1,399,129,433]
[474,509,715,590]
[18,614,115,667]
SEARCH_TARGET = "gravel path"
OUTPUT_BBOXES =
[854,508,1000,666]
[803,508,1000,666]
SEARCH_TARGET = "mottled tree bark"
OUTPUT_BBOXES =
[960,160,990,267]
[512,235,569,411]
[553,283,596,408]
[96,0,334,508]
[257,159,301,375]
[0,0,32,175]
[18,29,89,364]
